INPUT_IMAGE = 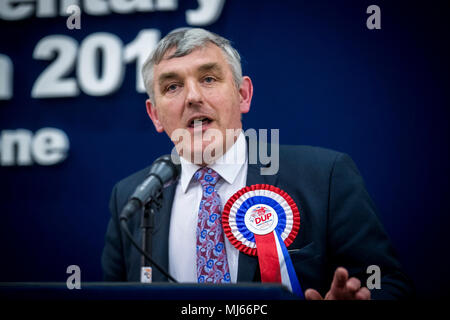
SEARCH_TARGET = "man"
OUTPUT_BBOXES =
[102,28,413,300]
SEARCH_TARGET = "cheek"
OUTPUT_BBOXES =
[220,99,242,127]
[157,100,184,128]
[206,90,240,120]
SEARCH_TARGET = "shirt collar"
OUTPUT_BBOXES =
[179,132,247,193]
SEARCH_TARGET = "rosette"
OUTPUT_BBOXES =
[222,184,304,298]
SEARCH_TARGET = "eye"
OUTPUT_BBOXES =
[203,76,216,84]
[165,83,180,93]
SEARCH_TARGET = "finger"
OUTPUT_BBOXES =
[331,267,349,291]
[355,287,371,300]
[346,277,361,293]
[305,289,324,300]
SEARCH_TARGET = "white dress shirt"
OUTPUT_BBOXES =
[168,132,248,283]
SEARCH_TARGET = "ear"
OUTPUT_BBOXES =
[146,99,164,133]
[238,76,253,114]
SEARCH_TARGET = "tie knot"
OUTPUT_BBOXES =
[194,167,220,187]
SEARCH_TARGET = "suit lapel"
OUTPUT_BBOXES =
[237,160,279,282]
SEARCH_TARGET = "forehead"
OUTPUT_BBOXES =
[154,43,230,79]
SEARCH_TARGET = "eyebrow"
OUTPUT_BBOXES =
[157,62,225,87]
[158,72,181,87]
[197,62,224,76]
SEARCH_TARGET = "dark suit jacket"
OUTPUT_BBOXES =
[101,145,414,299]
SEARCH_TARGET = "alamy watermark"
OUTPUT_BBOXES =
[366,264,381,289]
[66,264,81,289]
[366,5,381,30]
[66,5,81,30]
[169,125,279,175]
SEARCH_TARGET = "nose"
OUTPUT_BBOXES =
[185,79,203,107]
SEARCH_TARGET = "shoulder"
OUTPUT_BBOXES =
[274,145,361,186]
[279,145,342,165]
[275,144,365,191]
[278,145,345,173]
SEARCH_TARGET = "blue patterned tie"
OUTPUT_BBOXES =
[194,167,231,283]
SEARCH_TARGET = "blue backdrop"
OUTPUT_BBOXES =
[1,0,449,299]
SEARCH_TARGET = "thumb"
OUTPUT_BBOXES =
[305,288,323,300]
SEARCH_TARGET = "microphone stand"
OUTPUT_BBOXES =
[140,192,162,282]
[119,191,177,283]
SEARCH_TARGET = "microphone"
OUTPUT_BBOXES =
[120,154,180,222]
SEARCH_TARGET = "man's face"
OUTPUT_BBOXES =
[146,43,253,164]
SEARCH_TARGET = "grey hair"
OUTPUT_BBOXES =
[141,27,243,104]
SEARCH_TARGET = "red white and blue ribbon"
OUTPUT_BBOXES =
[222,184,304,298]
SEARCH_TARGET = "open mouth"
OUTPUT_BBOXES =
[188,117,213,128]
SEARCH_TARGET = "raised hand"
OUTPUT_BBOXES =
[305,267,371,300]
